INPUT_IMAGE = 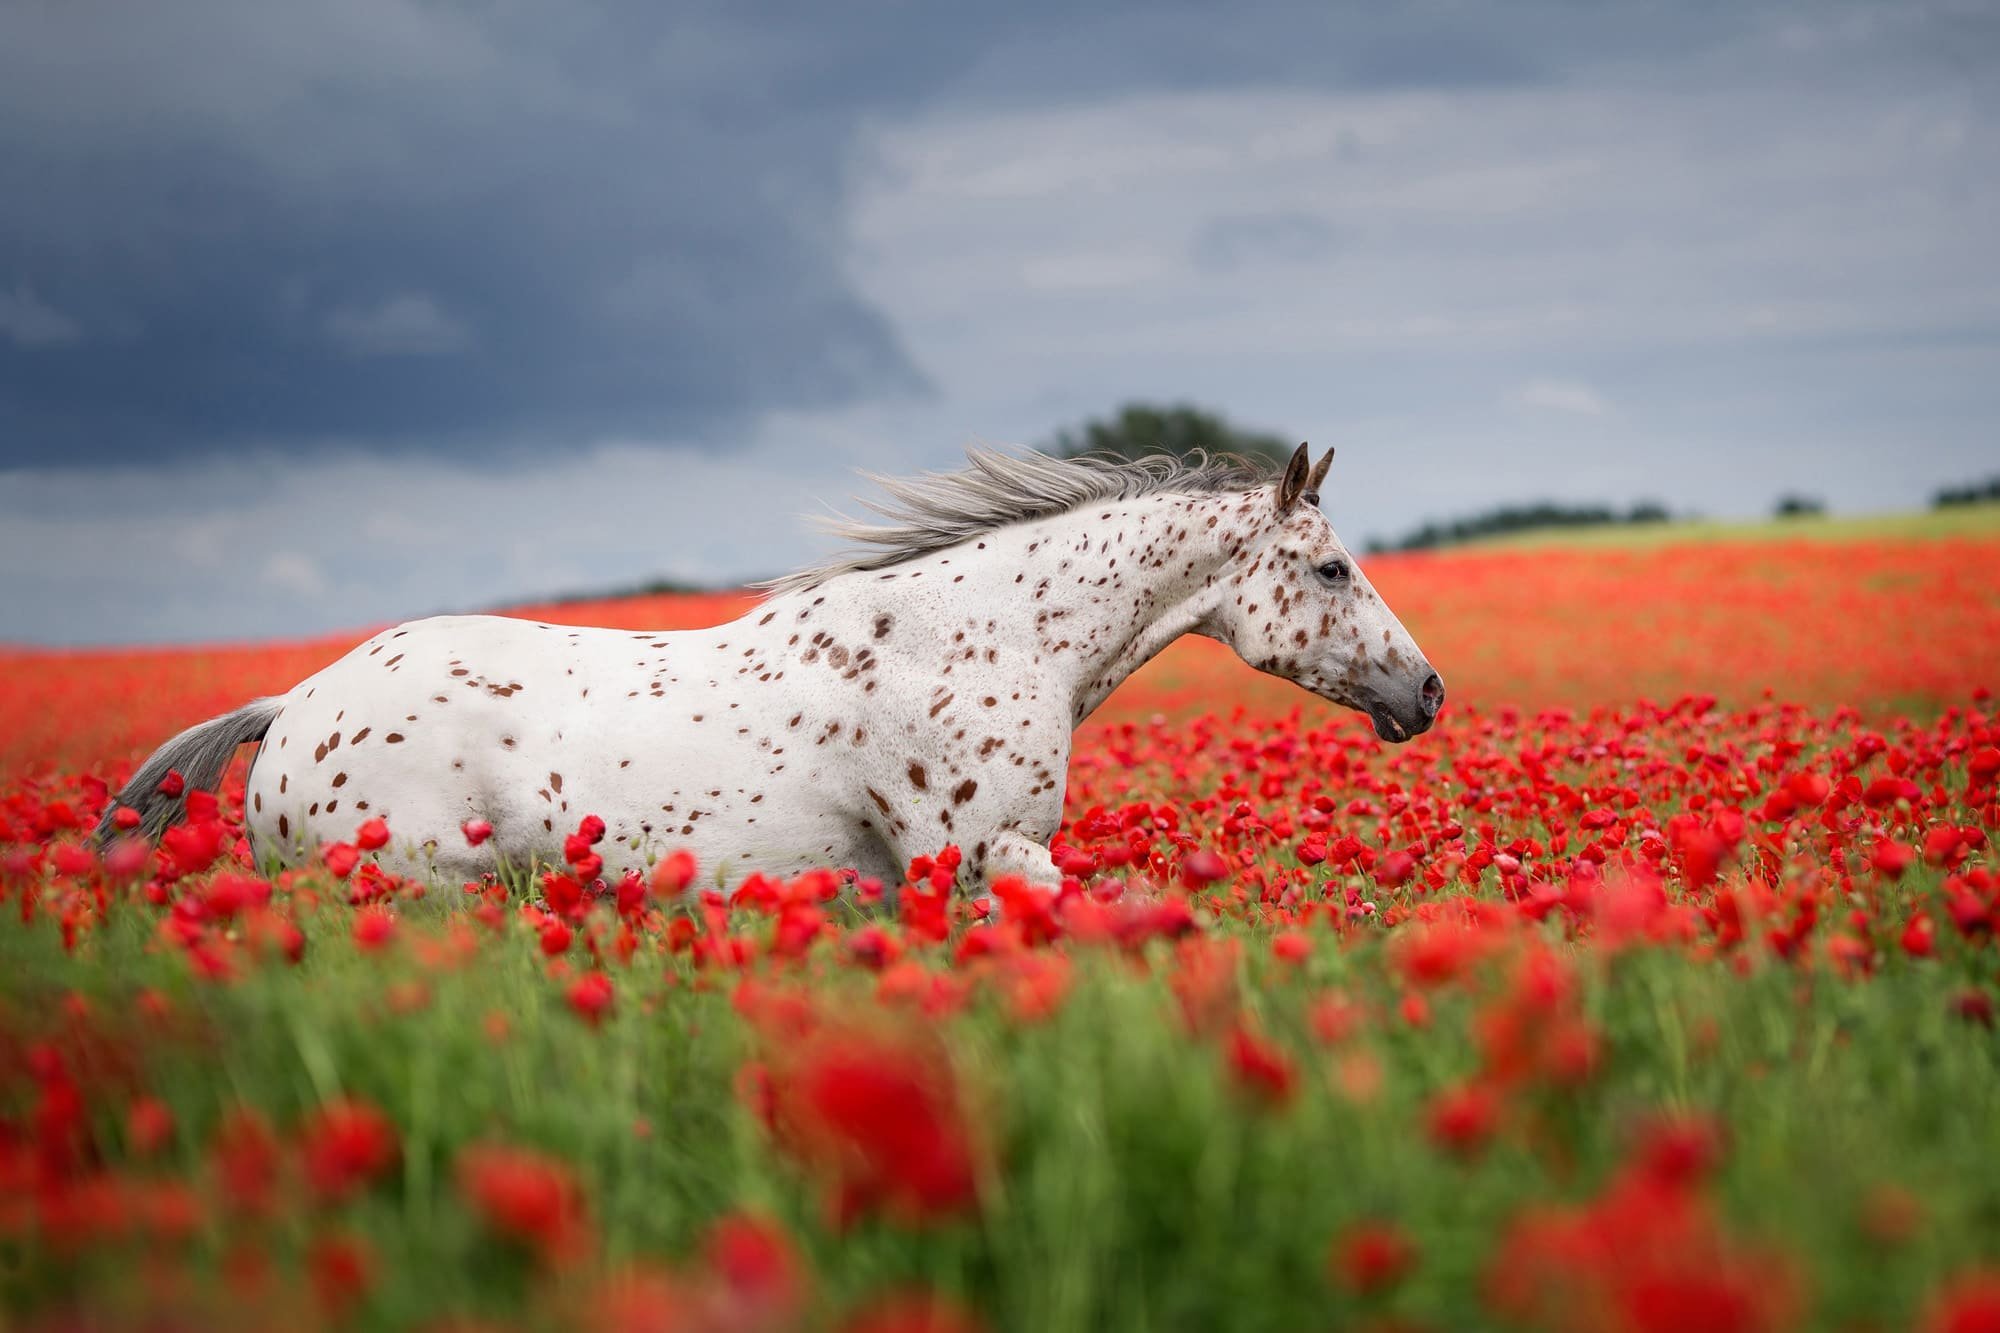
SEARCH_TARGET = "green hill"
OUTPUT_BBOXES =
[1449,502,2000,552]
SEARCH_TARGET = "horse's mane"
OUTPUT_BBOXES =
[759,447,1276,598]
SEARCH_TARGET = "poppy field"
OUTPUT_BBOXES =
[4,519,2000,1331]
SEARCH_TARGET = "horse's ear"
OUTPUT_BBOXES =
[1304,447,1334,504]
[1276,441,1312,512]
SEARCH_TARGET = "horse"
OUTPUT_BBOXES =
[98,443,1443,889]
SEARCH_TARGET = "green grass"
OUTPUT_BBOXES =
[6,881,1999,1331]
[1453,502,2000,552]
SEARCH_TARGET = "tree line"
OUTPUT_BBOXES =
[1935,476,2000,508]
[1048,403,1998,552]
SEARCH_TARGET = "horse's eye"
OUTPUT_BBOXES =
[1316,559,1351,584]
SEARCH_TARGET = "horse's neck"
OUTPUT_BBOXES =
[970,490,1261,725]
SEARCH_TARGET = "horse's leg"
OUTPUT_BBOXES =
[981,830,1061,889]
[850,837,905,893]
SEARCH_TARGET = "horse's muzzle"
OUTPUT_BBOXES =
[1366,671,1444,743]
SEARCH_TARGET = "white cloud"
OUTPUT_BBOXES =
[847,80,1998,363]
[0,282,82,347]
[1019,250,1172,292]
[260,552,330,598]
[323,292,470,357]
[817,70,1996,540]
[169,515,236,570]
[1505,379,1610,416]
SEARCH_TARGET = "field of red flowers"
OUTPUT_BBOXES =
[4,527,1999,1331]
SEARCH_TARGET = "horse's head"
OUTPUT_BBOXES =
[1208,443,1444,742]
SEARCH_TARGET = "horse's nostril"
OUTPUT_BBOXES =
[1420,672,1445,717]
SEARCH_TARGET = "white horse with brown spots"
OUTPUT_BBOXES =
[100,445,1443,888]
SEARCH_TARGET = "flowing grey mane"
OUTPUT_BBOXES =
[760,447,1276,598]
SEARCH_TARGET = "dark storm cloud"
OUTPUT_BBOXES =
[3,0,1995,644]
[0,2,935,464]
[0,0,1667,468]
[5,0,1984,470]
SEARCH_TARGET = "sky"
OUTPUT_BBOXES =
[3,0,1996,644]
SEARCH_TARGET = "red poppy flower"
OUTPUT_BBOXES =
[652,848,699,897]
[299,1098,399,1201]
[307,1230,375,1318]
[1181,849,1229,888]
[1924,1269,2000,1333]
[565,971,615,1027]
[1225,1024,1298,1108]
[1331,1220,1418,1296]
[352,906,396,950]
[703,1211,807,1324]
[322,841,360,879]
[457,1142,594,1266]
[125,1096,175,1157]
[1426,1082,1501,1159]
[1871,839,1917,880]
[761,1025,980,1226]
[212,1107,283,1216]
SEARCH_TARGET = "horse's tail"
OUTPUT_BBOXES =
[95,696,285,845]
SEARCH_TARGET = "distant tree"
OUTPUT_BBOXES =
[490,574,730,611]
[1934,476,2000,508]
[1046,403,1297,472]
[1367,500,1675,554]
[1773,494,1826,519]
